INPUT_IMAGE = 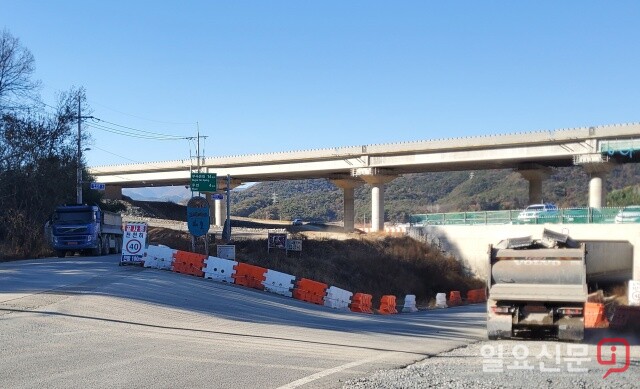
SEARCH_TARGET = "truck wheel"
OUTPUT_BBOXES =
[108,235,116,254]
[101,237,109,256]
[56,250,66,258]
[92,239,102,256]
[116,237,122,254]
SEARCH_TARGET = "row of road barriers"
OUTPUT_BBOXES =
[142,244,484,314]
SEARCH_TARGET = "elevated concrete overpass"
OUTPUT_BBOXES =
[90,122,640,231]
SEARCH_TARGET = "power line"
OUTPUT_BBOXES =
[90,145,144,164]
[89,145,189,171]
[92,117,190,139]
[86,121,188,140]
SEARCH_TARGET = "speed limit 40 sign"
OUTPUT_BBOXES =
[121,222,148,265]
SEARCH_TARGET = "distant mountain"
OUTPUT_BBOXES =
[123,186,191,204]
[122,182,257,204]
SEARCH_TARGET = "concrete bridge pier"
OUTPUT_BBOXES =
[584,165,614,208]
[574,154,615,208]
[588,172,605,208]
[352,168,397,232]
[205,193,226,227]
[215,196,226,227]
[517,168,551,204]
[331,178,363,233]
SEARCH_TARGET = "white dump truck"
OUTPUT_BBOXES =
[487,229,587,341]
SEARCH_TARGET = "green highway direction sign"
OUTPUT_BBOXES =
[190,172,217,192]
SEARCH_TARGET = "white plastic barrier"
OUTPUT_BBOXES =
[324,286,353,310]
[203,256,237,283]
[144,245,176,270]
[262,270,296,297]
[402,294,418,313]
[435,293,448,308]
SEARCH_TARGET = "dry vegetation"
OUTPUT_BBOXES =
[148,227,485,305]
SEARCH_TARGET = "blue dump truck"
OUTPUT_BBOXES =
[48,205,124,258]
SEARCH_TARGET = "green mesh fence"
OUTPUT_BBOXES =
[410,207,629,226]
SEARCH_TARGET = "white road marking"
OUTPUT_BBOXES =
[276,352,401,389]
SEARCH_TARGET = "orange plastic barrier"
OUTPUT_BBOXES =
[293,278,328,305]
[232,263,267,290]
[466,290,476,303]
[466,289,487,304]
[350,293,373,314]
[448,291,462,306]
[378,295,398,315]
[172,250,206,277]
[584,302,609,328]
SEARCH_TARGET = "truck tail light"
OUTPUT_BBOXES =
[556,307,583,316]
[491,306,511,314]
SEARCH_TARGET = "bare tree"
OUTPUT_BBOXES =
[0,29,40,110]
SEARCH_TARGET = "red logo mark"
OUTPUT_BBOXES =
[597,338,630,379]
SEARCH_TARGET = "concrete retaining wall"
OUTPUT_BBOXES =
[409,224,640,283]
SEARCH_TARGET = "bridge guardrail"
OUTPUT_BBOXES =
[410,207,628,226]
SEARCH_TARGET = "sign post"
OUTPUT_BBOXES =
[120,222,148,266]
[267,232,287,253]
[286,239,302,257]
[187,196,211,253]
[190,172,217,192]
[217,244,236,260]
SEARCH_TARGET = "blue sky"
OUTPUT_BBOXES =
[2,1,639,168]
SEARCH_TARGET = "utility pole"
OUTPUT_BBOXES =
[196,123,201,171]
[76,97,82,204]
[76,94,94,204]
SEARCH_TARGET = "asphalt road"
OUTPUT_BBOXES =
[0,255,485,388]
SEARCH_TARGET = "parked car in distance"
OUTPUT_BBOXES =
[292,218,303,226]
[614,205,640,223]
[516,203,559,223]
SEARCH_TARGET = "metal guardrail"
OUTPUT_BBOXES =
[409,207,629,226]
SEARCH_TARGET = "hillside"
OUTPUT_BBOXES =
[146,227,484,305]
[230,163,640,223]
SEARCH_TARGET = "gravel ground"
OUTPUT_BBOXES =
[343,333,640,388]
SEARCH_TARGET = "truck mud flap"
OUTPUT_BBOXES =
[487,315,512,340]
[557,317,584,341]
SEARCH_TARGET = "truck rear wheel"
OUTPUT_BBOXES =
[56,250,66,258]
[101,237,109,255]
